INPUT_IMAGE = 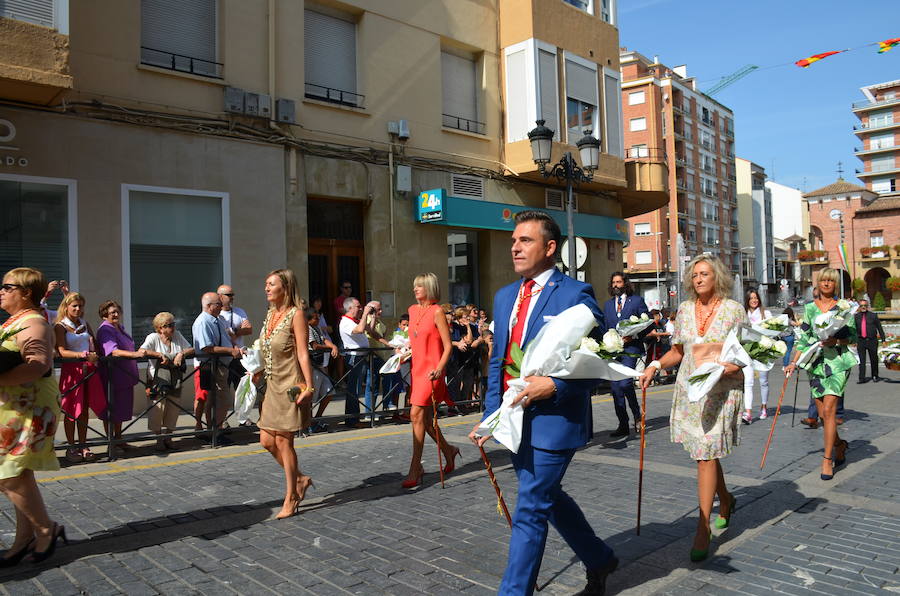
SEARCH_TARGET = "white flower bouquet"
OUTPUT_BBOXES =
[235,339,264,424]
[478,304,639,452]
[753,314,790,337]
[615,312,654,338]
[686,329,753,402]
[388,330,409,349]
[380,330,412,374]
[739,326,788,371]
[796,300,857,371]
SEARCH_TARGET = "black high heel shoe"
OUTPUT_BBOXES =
[0,538,34,568]
[29,524,67,564]
[820,456,834,481]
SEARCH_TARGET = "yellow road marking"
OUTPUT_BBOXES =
[39,387,673,483]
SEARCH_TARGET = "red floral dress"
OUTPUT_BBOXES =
[0,313,61,479]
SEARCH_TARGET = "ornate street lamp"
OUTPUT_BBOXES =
[527,120,600,279]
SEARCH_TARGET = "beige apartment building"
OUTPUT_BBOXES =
[0,0,666,338]
[619,49,736,309]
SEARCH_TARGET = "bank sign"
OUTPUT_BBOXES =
[417,188,444,222]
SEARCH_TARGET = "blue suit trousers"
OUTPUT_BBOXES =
[499,445,614,595]
[610,354,641,427]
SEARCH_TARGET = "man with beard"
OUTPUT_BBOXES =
[601,272,649,436]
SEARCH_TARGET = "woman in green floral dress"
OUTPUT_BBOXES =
[785,268,855,480]
[640,255,747,561]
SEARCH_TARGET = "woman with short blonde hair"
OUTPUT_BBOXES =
[413,273,440,303]
[640,256,747,561]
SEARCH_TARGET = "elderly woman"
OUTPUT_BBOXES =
[640,255,747,562]
[141,312,194,451]
[54,292,105,463]
[96,300,146,452]
[785,268,854,481]
[0,268,67,566]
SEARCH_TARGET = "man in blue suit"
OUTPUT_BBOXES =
[601,272,649,437]
[469,211,617,596]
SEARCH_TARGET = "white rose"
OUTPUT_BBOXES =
[580,337,600,353]
[602,329,624,353]
[640,313,649,321]
[837,299,850,310]
[251,339,261,350]
[774,340,788,355]
[759,336,774,349]
[629,315,639,323]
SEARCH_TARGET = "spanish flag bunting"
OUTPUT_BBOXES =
[795,51,842,68]
[878,37,900,53]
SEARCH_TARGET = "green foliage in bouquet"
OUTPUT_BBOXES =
[504,342,525,379]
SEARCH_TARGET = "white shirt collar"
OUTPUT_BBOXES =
[529,268,556,289]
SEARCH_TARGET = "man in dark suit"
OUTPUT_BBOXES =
[855,299,886,383]
[469,210,617,596]
[601,272,649,436]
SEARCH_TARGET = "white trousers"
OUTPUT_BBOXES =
[743,368,769,410]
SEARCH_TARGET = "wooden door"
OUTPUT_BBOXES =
[308,238,365,323]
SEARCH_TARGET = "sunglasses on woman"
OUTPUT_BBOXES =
[0,283,22,292]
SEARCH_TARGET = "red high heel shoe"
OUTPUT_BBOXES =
[401,467,423,489]
[442,447,461,475]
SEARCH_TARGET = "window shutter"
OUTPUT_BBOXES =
[441,52,477,123]
[450,174,484,200]
[603,71,623,157]
[141,0,217,76]
[0,0,54,27]
[505,49,528,142]
[538,49,559,139]
[565,60,597,106]
[304,9,357,100]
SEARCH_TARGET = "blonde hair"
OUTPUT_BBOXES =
[817,268,840,283]
[266,269,304,310]
[413,273,441,303]
[4,267,47,307]
[453,307,468,319]
[152,311,175,330]
[56,292,86,324]
[683,255,733,300]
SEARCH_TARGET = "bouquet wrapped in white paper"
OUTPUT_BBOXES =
[686,329,752,402]
[235,340,264,424]
[797,300,857,371]
[615,312,654,338]
[388,330,409,349]
[753,314,789,337]
[739,325,788,372]
[477,304,639,452]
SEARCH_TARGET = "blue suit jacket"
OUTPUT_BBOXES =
[484,269,604,451]
[602,294,650,356]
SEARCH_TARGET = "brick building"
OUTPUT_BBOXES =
[802,179,900,308]
[854,79,900,198]
[620,49,737,308]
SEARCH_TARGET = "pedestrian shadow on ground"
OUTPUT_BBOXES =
[585,414,671,450]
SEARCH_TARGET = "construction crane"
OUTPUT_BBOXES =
[705,65,759,96]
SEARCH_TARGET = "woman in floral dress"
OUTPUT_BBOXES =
[0,267,66,566]
[785,268,854,481]
[640,255,747,562]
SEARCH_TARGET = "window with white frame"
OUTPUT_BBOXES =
[125,187,227,342]
[871,155,896,172]
[634,222,651,236]
[870,230,884,247]
[868,109,893,128]
[0,176,74,318]
[442,50,482,134]
[628,90,645,105]
[304,7,360,106]
[603,67,623,157]
[871,177,896,194]
[635,250,652,265]
[565,55,598,142]
[141,0,220,78]
[629,117,647,132]
[504,40,559,142]
[870,132,895,150]
[629,144,649,158]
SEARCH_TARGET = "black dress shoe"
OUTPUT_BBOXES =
[873,377,882,383]
[610,426,630,438]
[575,556,619,596]
[858,378,870,384]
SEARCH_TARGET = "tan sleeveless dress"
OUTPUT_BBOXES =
[258,307,310,433]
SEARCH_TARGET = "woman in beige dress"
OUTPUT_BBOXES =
[258,269,316,519]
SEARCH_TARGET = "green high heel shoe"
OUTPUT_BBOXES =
[690,530,712,562]
[714,493,737,529]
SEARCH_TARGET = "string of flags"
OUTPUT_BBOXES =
[795,37,900,67]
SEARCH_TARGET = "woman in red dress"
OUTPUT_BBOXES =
[402,273,461,488]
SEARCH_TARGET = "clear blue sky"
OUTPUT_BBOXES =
[618,0,900,193]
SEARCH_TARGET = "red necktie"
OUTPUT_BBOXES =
[504,279,536,392]
[861,314,867,338]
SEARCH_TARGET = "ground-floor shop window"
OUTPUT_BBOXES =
[448,231,478,306]
[0,176,73,319]
[125,187,227,342]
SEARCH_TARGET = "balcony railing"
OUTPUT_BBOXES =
[140,47,223,79]
[853,96,900,110]
[305,83,365,108]
[855,144,896,154]
[854,120,897,132]
[442,114,486,135]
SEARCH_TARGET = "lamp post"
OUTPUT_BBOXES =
[527,120,600,279]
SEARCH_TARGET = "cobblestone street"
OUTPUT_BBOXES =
[2,369,899,595]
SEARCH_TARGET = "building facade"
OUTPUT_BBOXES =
[0,0,666,339]
[854,79,900,198]
[766,180,808,301]
[619,50,736,308]
[736,158,774,302]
